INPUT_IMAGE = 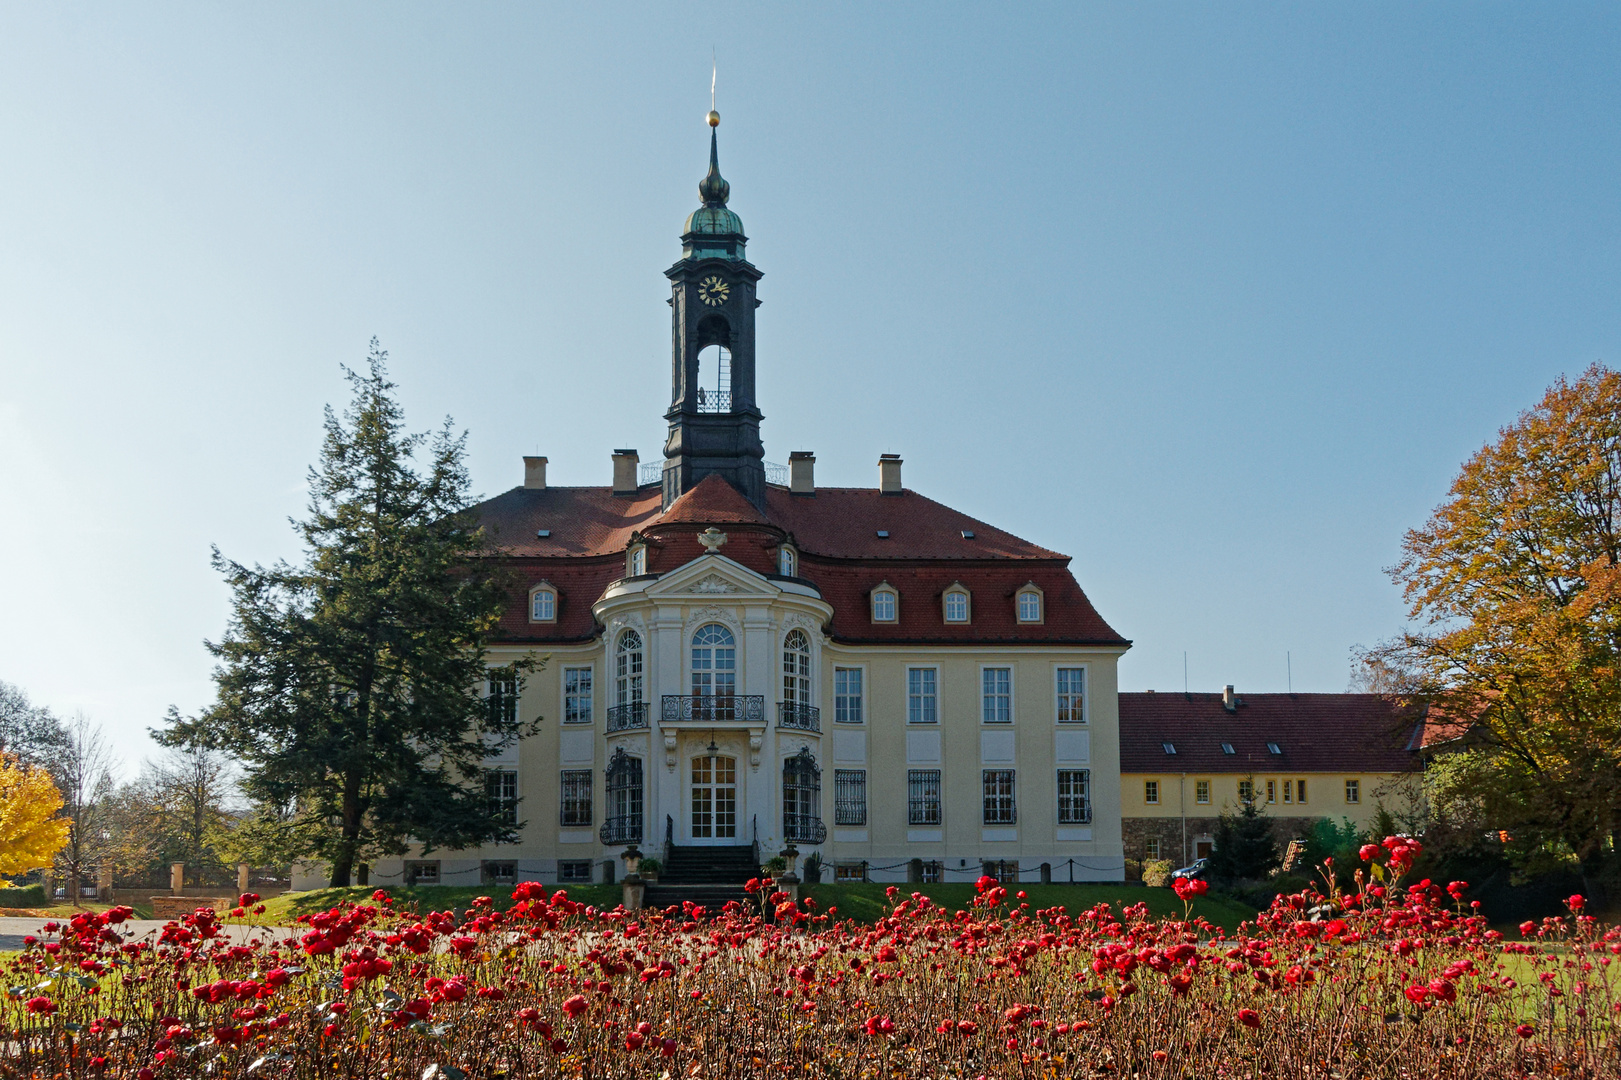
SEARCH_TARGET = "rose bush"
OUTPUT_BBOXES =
[0,842,1614,1077]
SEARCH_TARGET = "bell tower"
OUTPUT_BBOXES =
[661,110,766,509]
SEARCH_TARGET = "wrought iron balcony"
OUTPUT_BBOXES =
[606,702,649,733]
[782,813,827,846]
[661,695,766,724]
[599,815,643,846]
[776,702,821,733]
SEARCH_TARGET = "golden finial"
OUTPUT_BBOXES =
[707,109,720,128]
[708,58,719,127]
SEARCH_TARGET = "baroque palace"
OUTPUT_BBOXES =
[318,114,1419,894]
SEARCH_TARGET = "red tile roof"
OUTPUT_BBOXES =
[474,478,1126,647]
[1118,692,1422,774]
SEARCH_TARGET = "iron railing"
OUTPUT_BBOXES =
[776,702,821,732]
[782,813,827,846]
[1058,803,1093,825]
[599,815,643,846]
[607,702,649,733]
[662,695,766,723]
[696,388,733,413]
[639,462,663,486]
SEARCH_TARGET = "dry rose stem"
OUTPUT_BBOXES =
[0,851,1617,1079]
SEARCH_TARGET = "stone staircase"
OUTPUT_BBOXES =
[643,844,757,913]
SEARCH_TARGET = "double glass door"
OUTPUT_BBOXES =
[690,755,738,841]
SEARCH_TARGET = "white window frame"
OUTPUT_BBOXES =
[907,769,942,825]
[833,666,864,724]
[1015,583,1044,625]
[486,768,519,826]
[871,583,898,624]
[1054,666,1087,724]
[562,666,594,725]
[1296,778,1307,804]
[528,582,557,623]
[615,630,644,706]
[560,769,593,826]
[778,546,797,577]
[1057,769,1090,824]
[1144,779,1159,805]
[906,666,939,724]
[980,665,1013,725]
[782,629,812,706]
[1345,778,1360,804]
[1195,779,1210,804]
[627,545,647,577]
[943,584,971,624]
[982,769,1016,825]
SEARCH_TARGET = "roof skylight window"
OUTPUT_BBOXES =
[1267,742,1283,755]
[961,530,975,539]
[1162,742,1176,754]
[876,530,890,539]
[536,530,551,538]
[1221,742,1235,755]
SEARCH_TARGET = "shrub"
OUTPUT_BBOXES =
[634,858,661,878]
[1140,859,1173,888]
[0,883,47,908]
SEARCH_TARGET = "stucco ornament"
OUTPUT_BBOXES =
[691,574,739,595]
[698,527,728,552]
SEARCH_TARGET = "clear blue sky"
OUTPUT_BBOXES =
[2,5,1617,769]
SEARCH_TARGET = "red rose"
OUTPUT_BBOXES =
[1237,1009,1260,1029]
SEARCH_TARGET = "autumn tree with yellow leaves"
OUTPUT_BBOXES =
[0,752,70,876]
[1382,364,1621,895]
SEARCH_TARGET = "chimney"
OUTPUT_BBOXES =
[789,451,815,494]
[1222,684,1237,712]
[878,453,903,494]
[612,449,639,496]
[523,456,548,490]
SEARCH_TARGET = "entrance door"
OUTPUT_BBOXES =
[690,755,738,842]
[1195,840,1213,860]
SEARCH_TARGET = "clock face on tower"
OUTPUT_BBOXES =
[696,275,731,306]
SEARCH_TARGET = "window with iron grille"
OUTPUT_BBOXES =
[558,860,592,883]
[782,749,821,833]
[991,859,1019,884]
[834,769,867,825]
[907,769,941,825]
[834,667,863,723]
[919,860,943,883]
[406,861,440,885]
[486,769,518,826]
[907,668,938,724]
[563,667,593,725]
[982,769,1016,825]
[487,669,517,727]
[1057,769,1091,824]
[981,667,1011,724]
[560,770,593,826]
[834,863,865,882]
[482,861,516,885]
[1055,668,1086,723]
[606,748,644,839]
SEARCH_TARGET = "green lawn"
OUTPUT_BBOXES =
[801,882,1256,930]
[239,884,624,923]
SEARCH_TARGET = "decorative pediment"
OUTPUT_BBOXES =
[645,553,779,600]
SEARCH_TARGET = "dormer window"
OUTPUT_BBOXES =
[1016,583,1044,624]
[871,582,898,623]
[943,584,971,624]
[778,546,797,577]
[529,583,557,623]
[627,544,646,577]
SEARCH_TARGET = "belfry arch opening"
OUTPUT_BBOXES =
[696,344,732,412]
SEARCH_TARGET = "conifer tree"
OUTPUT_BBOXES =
[162,343,532,886]
[1207,790,1279,882]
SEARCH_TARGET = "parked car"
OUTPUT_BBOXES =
[1170,858,1208,881]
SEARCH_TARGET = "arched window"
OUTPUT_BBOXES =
[616,630,644,705]
[778,546,797,577]
[627,545,647,577]
[782,629,811,706]
[782,748,826,845]
[696,344,732,412]
[529,583,556,623]
[871,582,898,623]
[600,748,643,846]
[943,584,971,623]
[1016,584,1043,624]
[691,624,736,721]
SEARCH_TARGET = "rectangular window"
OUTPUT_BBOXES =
[981,667,1012,724]
[1055,668,1086,723]
[834,667,864,724]
[486,769,518,826]
[920,861,943,883]
[907,668,938,724]
[834,863,865,883]
[481,861,516,885]
[1195,779,1210,804]
[558,860,592,883]
[487,669,517,727]
[629,547,646,576]
[945,592,969,622]
[1238,780,1254,803]
[1345,779,1360,804]
[1057,769,1091,824]
[1144,780,1159,805]
[991,860,1018,884]
[872,590,896,622]
[1017,591,1041,622]
[1283,779,1293,804]
[405,861,440,885]
[1144,838,1162,860]
[1266,779,1276,803]
[907,769,941,825]
[779,548,796,576]
[1296,779,1307,804]
[563,667,593,725]
[531,590,555,621]
[834,769,867,826]
[982,769,1016,825]
[560,769,593,826]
